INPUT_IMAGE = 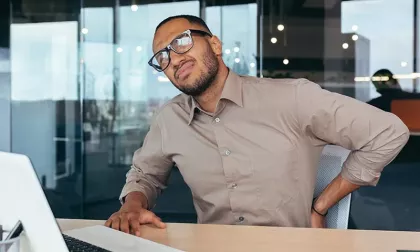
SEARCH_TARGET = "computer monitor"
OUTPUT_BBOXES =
[0,151,183,252]
[0,151,70,252]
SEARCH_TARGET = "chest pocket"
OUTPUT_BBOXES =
[169,122,227,198]
[221,111,299,209]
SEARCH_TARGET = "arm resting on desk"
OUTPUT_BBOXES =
[119,114,173,210]
[106,114,172,235]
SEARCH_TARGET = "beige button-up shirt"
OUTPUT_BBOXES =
[120,70,409,227]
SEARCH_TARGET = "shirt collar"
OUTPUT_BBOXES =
[187,98,199,125]
[187,70,243,125]
[220,70,244,108]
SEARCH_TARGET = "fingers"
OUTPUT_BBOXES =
[104,218,112,228]
[105,210,166,237]
[129,212,164,236]
[111,216,121,231]
[105,213,131,234]
[105,213,119,230]
[153,217,166,229]
[120,215,130,233]
[129,219,141,236]
[144,212,166,229]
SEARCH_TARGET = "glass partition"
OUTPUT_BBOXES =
[10,9,82,218]
[206,3,258,76]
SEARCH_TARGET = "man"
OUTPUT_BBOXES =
[367,68,420,112]
[105,15,409,235]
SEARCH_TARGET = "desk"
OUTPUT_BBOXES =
[58,219,420,252]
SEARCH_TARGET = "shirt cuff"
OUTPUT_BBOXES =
[341,157,381,186]
[119,181,157,210]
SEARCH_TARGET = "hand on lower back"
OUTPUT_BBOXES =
[310,210,326,228]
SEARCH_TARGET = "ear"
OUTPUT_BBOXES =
[209,35,223,56]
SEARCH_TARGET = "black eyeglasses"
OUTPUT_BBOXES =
[148,29,212,72]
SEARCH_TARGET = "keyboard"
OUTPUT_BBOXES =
[63,234,111,252]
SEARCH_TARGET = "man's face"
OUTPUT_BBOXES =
[152,18,220,96]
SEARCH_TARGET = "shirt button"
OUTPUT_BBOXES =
[231,183,237,189]
[225,150,231,156]
[238,216,245,222]
[215,117,221,123]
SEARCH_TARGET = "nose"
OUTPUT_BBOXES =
[170,51,187,69]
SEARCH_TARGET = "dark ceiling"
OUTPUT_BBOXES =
[0,0,348,47]
[10,0,343,19]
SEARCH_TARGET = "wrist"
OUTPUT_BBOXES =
[125,192,148,209]
[312,197,328,216]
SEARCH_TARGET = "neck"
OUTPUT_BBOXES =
[194,66,229,113]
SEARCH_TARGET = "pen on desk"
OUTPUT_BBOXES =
[3,221,23,252]
[5,221,23,240]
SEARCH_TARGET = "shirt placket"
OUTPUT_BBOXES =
[211,104,247,225]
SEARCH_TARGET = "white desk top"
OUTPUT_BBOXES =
[58,219,420,252]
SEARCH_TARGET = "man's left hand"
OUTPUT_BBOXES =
[311,210,326,228]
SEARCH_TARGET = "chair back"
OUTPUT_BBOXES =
[315,145,351,229]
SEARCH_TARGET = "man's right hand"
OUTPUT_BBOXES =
[105,201,166,236]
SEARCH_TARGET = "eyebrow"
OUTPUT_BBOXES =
[154,32,179,53]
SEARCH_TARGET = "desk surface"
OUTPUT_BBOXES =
[58,219,420,252]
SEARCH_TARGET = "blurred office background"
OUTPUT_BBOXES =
[0,0,419,231]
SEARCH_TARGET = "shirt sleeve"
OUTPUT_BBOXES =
[119,116,173,209]
[295,79,410,186]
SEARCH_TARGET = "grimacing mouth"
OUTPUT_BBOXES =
[175,60,194,79]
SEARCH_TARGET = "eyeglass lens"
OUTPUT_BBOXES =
[151,32,193,71]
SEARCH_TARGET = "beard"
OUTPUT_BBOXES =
[176,49,219,97]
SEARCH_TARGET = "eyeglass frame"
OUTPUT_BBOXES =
[148,29,213,72]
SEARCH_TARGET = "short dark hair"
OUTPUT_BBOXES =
[155,15,212,34]
[372,68,399,89]
[373,68,394,79]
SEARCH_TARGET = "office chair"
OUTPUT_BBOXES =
[314,145,351,229]
[391,99,420,132]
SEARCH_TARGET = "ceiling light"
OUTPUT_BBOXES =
[233,47,240,52]
[235,58,240,63]
[352,35,358,41]
[116,47,123,53]
[342,43,349,49]
[354,77,370,82]
[136,46,142,52]
[250,63,256,68]
[81,28,88,34]
[283,59,289,65]
[271,37,277,44]
[277,24,285,31]
[131,5,138,11]
[352,25,358,31]
[401,61,408,67]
